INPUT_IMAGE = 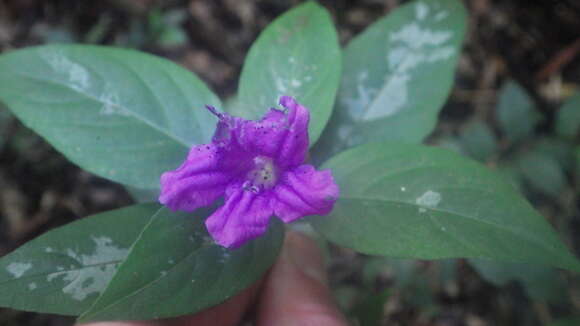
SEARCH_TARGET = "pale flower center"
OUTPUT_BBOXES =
[244,156,277,193]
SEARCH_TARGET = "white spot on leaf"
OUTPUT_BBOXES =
[219,251,231,264]
[43,50,90,91]
[6,262,32,278]
[434,11,449,21]
[390,23,452,50]
[99,85,128,116]
[290,79,302,88]
[342,71,378,118]
[415,190,442,213]
[427,47,456,62]
[28,282,37,290]
[275,78,288,93]
[361,21,455,120]
[415,2,429,20]
[363,73,410,119]
[46,236,128,301]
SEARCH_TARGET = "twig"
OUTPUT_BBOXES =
[536,37,580,81]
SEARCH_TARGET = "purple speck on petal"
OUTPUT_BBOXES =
[159,96,339,249]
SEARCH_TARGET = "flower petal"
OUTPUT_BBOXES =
[205,184,274,248]
[160,143,236,211]
[225,96,309,168]
[277,96,310,166]
[272,164,339,223]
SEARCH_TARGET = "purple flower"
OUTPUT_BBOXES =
[159,96,339,248]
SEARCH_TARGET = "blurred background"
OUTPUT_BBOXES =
[0,0,579,325]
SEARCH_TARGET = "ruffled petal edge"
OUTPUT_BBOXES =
[272,164,339,223]
[205,184,274,248]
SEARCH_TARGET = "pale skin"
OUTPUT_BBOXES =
[81,232,349,326]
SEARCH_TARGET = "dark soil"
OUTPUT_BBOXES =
[0,0,579,325]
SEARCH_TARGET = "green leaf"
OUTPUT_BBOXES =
[495,163,528,198]
[0,204,157,315]
[313,0,466,161]
[496,137,575,195]
[79,207,284,322]
[534,137,576,172]
[310,142,580,272]
[435,136,463,154]
[516,149,567,197]
[125,185,159,203]
[458,121,497,162]
[234,1,341,145]
[469,259,567,304]
[0,45,220,189]
[497,81,540,143]
[556,93,580,138]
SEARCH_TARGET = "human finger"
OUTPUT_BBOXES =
[256,231,349,326]
[79,279,262,326]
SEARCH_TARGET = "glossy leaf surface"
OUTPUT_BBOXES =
[80,207,284,322]
[235,2,341,144]
[310,143,580,271]
[0,45,220,189]
[0,204,156,315]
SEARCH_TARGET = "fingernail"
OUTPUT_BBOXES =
[286,231,328,285]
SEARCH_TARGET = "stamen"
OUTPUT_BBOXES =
[245,156,278,192]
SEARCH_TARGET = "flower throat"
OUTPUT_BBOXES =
[244,156,277,193]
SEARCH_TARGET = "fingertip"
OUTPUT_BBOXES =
[257,231,348,326]
[285,231,327,284]
[165,280,262,326]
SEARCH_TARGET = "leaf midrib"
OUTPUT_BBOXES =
[7,68,190,149]
[81,230,217,319]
